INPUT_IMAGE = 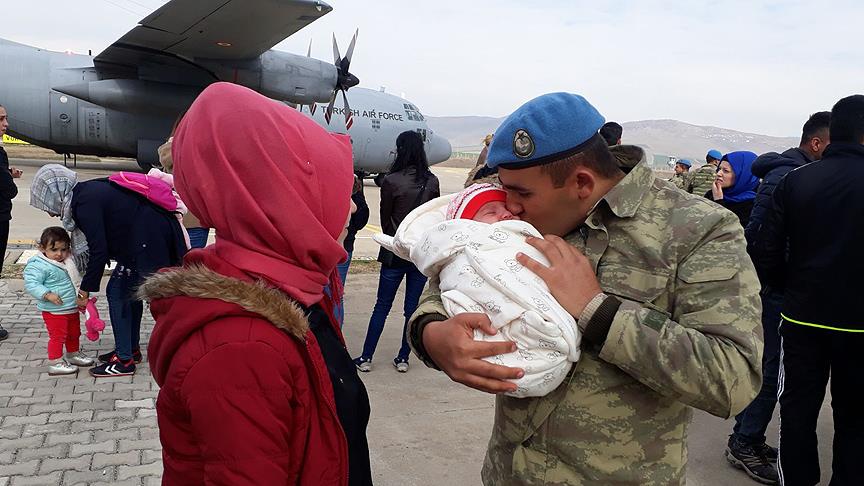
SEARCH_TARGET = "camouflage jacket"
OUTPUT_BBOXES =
[687,163,716,196]
[668,172,689,191]
[409,150,763,485]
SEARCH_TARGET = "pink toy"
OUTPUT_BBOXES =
[82,298,106,341]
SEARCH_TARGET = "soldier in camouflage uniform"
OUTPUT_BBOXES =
[686,149,722,196]
[668,159,692,191]
[407,93,763,485]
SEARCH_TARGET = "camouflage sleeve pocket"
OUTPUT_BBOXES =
[598,263,669,304]
[677,263,737,284]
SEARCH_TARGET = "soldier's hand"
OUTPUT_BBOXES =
[10,167,22,178]
[422,313,522,394]
[519,235,602,319]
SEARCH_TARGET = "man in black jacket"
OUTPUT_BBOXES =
[0,105,23,341]
[752,94,864,485]
[725,111,831,484]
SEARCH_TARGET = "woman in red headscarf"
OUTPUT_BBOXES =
[140,83,372,486]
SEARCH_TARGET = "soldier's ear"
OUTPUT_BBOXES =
[567,168,596,200]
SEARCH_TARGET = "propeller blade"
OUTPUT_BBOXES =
[344,29,358,66]
[306,38,312,57]
[332,33,341,66]
[324,90,337,125]
[342,90,353,129]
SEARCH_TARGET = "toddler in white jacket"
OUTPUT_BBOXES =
[374,184,580,397]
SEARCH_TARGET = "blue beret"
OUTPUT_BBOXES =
[487,93,605,169]
[707,149,723,160]
[677,159,692,168]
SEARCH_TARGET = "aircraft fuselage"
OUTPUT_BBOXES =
[0,38,451,172]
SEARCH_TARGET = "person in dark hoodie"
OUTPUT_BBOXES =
[745,111,831,245]
[333,174,370,326]
[141,83,372,486]
[752,94,864,486]
[705,151,759,228]
[0,104,23,341]
[724,111,830,485]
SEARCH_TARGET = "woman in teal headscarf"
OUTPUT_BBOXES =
[707,151,760,228]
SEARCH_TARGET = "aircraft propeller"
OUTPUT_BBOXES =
[324,29,359,129]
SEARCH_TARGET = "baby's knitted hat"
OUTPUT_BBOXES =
[446,183,507,220]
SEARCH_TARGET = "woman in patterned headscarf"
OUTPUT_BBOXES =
[30,164,186,378]
[29,165,88,269]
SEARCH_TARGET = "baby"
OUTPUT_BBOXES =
[23,227,95,375]
[375,184,580,397]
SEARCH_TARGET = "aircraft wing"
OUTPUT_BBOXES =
[95,0,331,72]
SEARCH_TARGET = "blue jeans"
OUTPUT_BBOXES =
[359,264,427,362]
[187,227,209,249]
[732,288,783,444]
[106,267,144,362]
[335,252,352,327]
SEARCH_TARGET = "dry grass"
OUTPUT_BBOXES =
[347,259,381,275]
[436,157,477,169]
[2,264,24,280]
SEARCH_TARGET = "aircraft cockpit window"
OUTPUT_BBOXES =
[404,104,425,123]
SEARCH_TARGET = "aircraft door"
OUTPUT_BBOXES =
[49,91,78,147]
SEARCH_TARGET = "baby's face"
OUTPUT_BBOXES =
[472,201,518,224]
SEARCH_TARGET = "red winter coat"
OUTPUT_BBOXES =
[143,257,349,485]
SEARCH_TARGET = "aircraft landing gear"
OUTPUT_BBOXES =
[63,153,77,168]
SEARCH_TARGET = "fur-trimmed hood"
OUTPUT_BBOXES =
[141,252,358,485]
[139,264,309,340]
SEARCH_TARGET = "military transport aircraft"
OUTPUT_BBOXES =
[0,0,451,178]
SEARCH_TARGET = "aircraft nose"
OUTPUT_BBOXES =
[427,134,452,164]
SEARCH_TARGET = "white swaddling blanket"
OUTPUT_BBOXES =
[374,195,581,397]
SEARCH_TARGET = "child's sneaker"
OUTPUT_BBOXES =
[65,351,95,367]
[353,357,372,372]
[393,358,409,373]
[98,348,143,364]
[47,358,77,376]
[90,355,136,378]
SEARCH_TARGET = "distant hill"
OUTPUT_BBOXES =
[427,116,799,164]
[426,116,506,152]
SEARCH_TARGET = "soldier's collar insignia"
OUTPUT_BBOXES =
[513,129,535,159]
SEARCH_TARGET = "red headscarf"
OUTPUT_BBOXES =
[172,82,353,308]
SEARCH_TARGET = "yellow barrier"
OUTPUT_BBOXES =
[2,134,29,145]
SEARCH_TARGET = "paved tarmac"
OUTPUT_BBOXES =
[0,159,837,485]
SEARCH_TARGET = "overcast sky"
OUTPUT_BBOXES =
[5,0,862,136]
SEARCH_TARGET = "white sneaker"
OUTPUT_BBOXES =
[354,357,372,372]
[65,351,95,367]
[393,359,409,373]
[47,359,77,375]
